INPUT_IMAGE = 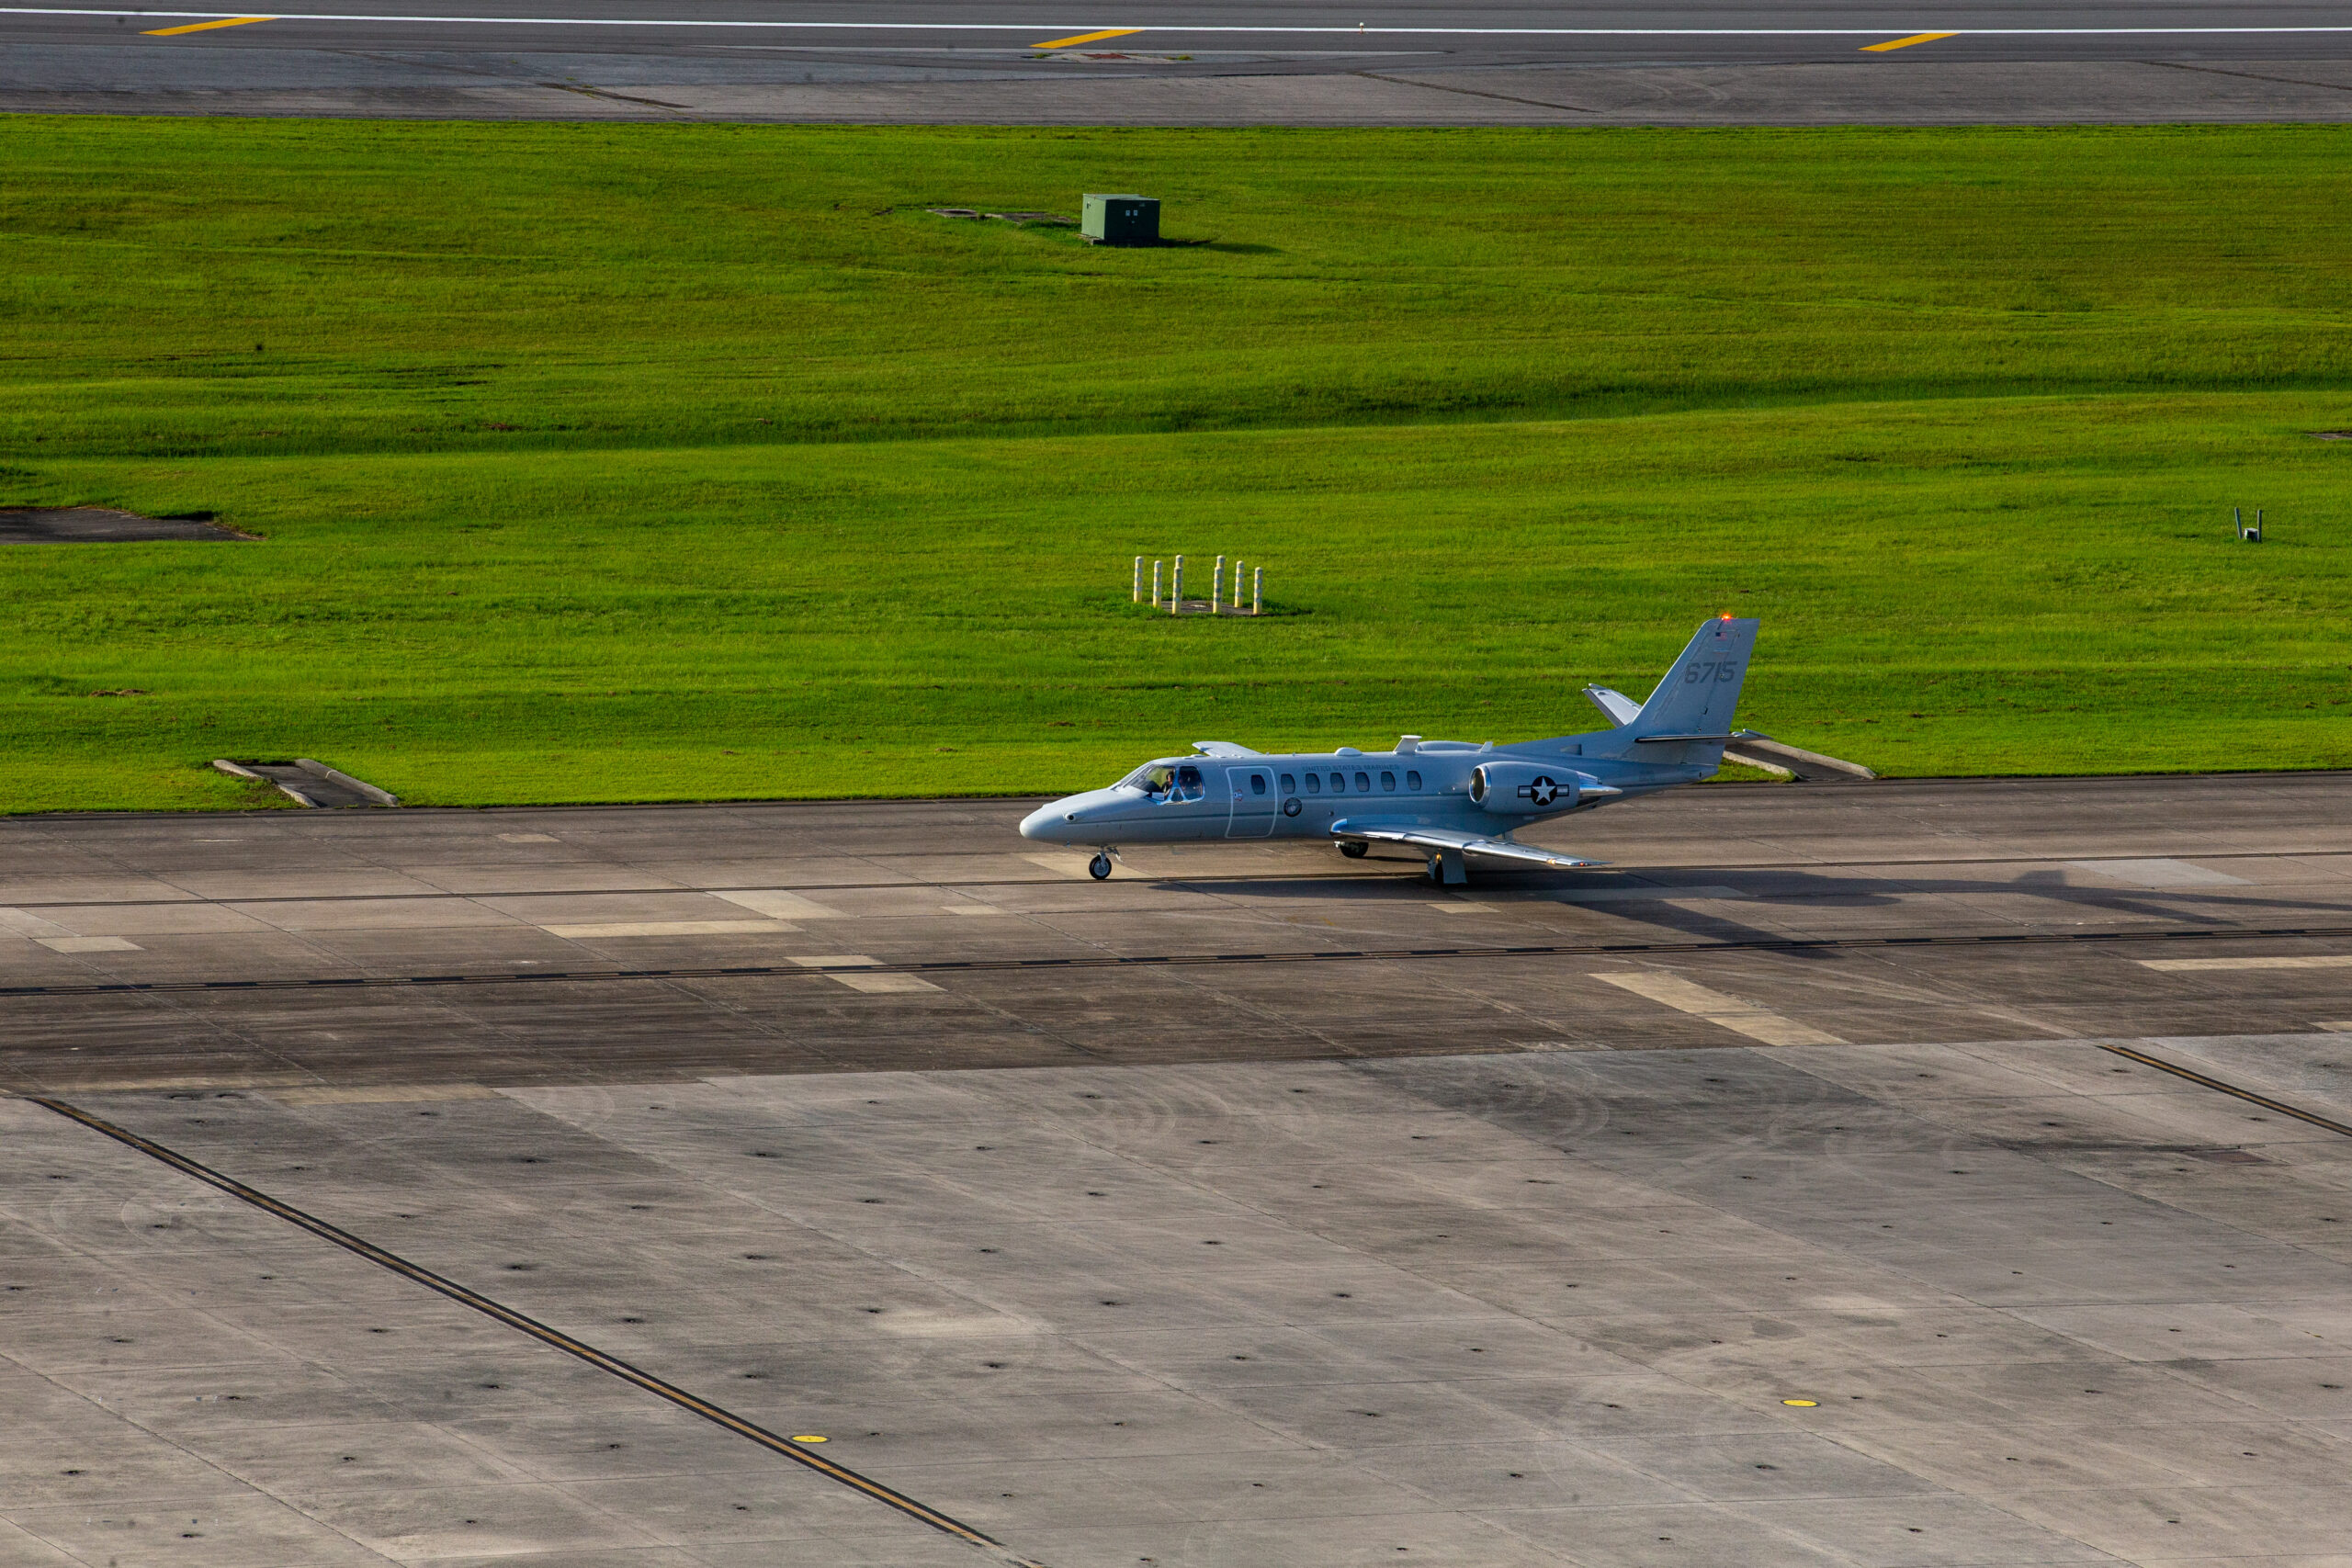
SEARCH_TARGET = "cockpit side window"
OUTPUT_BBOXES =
[1174,764,1205,802]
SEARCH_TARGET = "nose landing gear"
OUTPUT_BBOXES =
[1339,840,1369,860]
[1088,852,1114,881]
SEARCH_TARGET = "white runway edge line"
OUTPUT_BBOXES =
[1592,970,1847,1047]
[17,9,2352,34]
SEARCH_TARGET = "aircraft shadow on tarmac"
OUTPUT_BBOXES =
[1161,861,2349,958]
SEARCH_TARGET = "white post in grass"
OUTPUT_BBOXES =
[1232,560,1244,610]
[1173,555,1183,604]
[1213,555,1225,612]
[1151,560,1162,607]
[1133,557,1142,603]
[1252,566,1262,616]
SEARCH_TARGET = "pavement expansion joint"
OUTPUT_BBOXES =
[25,1094,1051,1567]
[2098,1043,2352,1138]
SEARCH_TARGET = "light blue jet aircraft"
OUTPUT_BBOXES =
[1022,615,1760,883]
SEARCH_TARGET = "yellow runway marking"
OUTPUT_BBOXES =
[1781,1399,1819,1407]
[1592,970,1847,1047]
[2139,953,2352,972]
[1033,27,1142,48]
[1861,31,1957,51]
[142,15,275,34]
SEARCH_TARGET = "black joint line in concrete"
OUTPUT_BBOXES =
[26,1096,1041,1565]
[2097,1044,2352,1141]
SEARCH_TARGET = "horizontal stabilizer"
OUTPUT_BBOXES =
[1191,740,1262,757]
[1583,685,1642,727]
[1329,820,1606,872]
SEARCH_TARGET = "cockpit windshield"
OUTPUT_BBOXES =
[1112,761,1205,802]
[1115,761,1179,795]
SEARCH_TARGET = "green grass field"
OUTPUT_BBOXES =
[5,118,2348,811]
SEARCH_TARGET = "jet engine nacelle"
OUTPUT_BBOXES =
[1469,761,1578,815]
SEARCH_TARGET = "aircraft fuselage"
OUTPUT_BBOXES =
[1018,741,1703,849]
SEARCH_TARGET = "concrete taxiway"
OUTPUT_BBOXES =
[8,2,2352,121]
[7,774,2352,1566]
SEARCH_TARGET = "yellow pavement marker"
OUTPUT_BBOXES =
[2139,953,2352,972]
[1781,1399,1819,1407]
[1033,27,1142,49]
[1592,970,1847,1047]
[142,15,276,35]
[1861,31,1957,52]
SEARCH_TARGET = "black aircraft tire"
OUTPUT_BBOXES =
[1089,852,1113,881]
[1339,841,1369,859]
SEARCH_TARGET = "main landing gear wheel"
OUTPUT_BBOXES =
[1089,852,1114,881]
[1339,841,1369,859]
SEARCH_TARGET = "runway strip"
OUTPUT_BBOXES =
[8,919,2348,998]
[28,1095,1047,1568]
[15,7,2352,36]
[2098,1043,2352,1140]
[9,849,2340,913]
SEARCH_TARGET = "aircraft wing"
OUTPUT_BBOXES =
[1192,740,1263,757]
[1329,820,1607,871]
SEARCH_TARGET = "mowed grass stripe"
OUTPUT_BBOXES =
[7,121,2352,457]
[9,390,2348,810]
[4,122,2350,811]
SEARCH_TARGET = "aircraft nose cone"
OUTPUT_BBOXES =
[1019,802,1069,842]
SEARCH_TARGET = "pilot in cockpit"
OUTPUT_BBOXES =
[1123,761,1204,804]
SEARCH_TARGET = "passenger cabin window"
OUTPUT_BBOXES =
[1280,773,1295,794]
[1305,773,1321,795]
[1406,770,1422,791]
[1329,773,1346,793]
[1381,772,1396,792]
[1250,773,1268,796]
[1354,772,1371,793]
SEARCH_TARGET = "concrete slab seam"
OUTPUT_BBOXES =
[2098,1043,2352,1139]
[21,1095,1052,1568]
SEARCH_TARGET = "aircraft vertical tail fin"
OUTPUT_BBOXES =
[1625,616,1759,755]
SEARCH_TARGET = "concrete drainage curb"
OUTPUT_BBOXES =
[1724,734,1877,783]
[214,758,399,808]
[297,758,400,807]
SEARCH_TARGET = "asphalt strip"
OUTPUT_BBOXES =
[6,921,2350,998]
